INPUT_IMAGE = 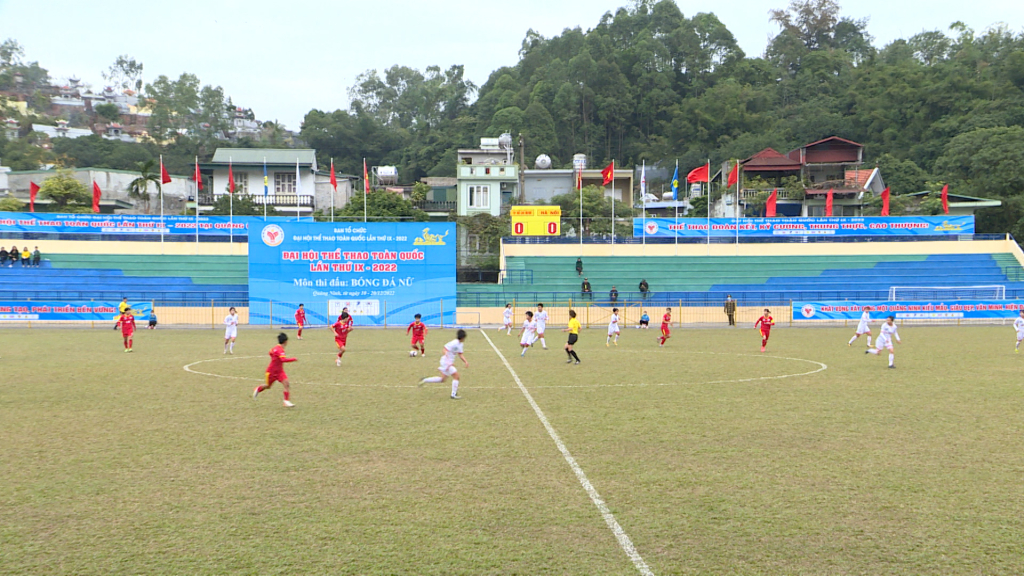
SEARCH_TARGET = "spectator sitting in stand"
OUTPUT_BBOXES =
[0,247,8,268]
[609,286,618,303]
[9,246,20,268]
[576,257,583,277]
[581,277,593,300]
[21,247,31,267]
[32,247,41,267]
[639,279,649,299]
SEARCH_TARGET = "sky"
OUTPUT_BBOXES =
[1,0,1022,131]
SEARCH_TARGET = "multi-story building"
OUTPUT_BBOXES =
[456,137,518,217]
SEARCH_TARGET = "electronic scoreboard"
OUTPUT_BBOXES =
[510,206,561,236]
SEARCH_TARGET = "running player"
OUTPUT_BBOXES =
[407,313,427,357]
[332,311,353,366]
[253,333,297,407]
[866,315,900,368]
[224,306,239,354]
[658,308,671,347]
[606,307,620,346]
[418,329,468,400]
[848,305,873,347]
[502,304,513,335]
[1013,310,1024,353]
[294,304,306,340]
[755,309,774,353]
[116,308,136,352]
[519,310,538,356]
[563,309,581,364]
[535,303,549,349]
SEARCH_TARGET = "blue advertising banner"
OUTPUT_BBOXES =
[0,300,152,321]
[794,300,1024,321]
[0,212,305,236]
[248,222,456,326]
[634,216,974,238]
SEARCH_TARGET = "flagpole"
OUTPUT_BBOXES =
[159,154,165,254]
[263,157,267,222]
[610,160,615,247]
[578,165,583,247]
[195,156,199,255]
[229,157,233,248]
[735,159,740,255]
[674,160,678,255]
[363,158,368,224]
[641,160,646,248]
[706,159,711,256]
[295,159,301,221]
[330,158,335,223]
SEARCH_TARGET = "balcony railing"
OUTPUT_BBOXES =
[458,165,517,178]
[414,200,457,212]
[739,188,800,200]
[198,193,314,208]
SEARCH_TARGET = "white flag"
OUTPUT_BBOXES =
[640,161,647,204]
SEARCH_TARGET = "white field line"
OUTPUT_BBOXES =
[479,329,655,576]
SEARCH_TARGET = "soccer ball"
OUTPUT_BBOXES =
[409,350,417,357]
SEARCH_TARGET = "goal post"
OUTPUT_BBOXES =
[888,285,1006,301]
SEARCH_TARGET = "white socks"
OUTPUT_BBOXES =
[229,342,234,353]
[521,347,527,356]
[868,349,878,355]
[848,336,857,345]
[888,354,894,367]
[451,380,459,397]
[540,338,546,348]
[422,376,443,384]
[867,338,872,346]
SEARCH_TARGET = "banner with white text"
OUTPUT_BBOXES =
[248,222,456,327]
[0,300,152,321]
[0,212,305,236]
[794,300,1024,321]
[635,216,974,238]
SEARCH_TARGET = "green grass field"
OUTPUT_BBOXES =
[1,324,1023,575]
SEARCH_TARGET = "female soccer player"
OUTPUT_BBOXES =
[755,309,774,352]
[519,310,538,356]
[253,333,297,407]
[563,309,581,364]
[535,303,549,349]
[866,315,901,368]
[294,304,306,340]
[606,307,620,346]
[407,313,427,357]
[224,306,239,354]
[418,329,468,400]
[332,312,353,366]
[116,308,136,352]
[658,308,672,347]
[848,305,873,347]
[1013,310,1024,353]
[502,304,513,335]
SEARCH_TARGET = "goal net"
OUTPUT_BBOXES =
[888,285,1006,301]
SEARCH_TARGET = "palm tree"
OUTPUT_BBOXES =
[127,159,160,213]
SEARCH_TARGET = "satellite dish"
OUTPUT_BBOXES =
[535,154,552,169]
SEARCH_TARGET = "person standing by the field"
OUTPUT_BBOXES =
[224,307,239,354]
[418,329,468,400]
[564,309,582,364]
[116,308,136,352]
[254,333,297,407]
[294,304,306,340]
[114,297,129,329]
[755,309,774,353]
[658,307,671,347]
[407,313,427,357]
[332,312,353,366]
[1015,310,1024,353]
[724,295,737,326]
[848,306,873,347]
[866,315,900,368]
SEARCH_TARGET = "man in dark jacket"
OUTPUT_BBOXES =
[581,277,592,300]
[609,286,618,303]
[575,257,583,277]
[724,295,737,326]
[639,279,649,299]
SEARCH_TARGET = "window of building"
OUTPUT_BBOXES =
[468,185,490,209]
[275,172,296,194]
[232,172,248,194]
[467,234,483,253]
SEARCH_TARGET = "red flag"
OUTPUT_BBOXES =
[880,187,890,216]
[825,188,834,217]
[330,159,337,191]
[29,182,39,213]
[686,164,709,184]
[576,167,582,190]
[601,161,614,186]
[160,159,171,185]
[726,163,739,187]
[194,159,202,191]
[228,162,235,194]
[941,184,949,214]
[363,159,370,194]
[766,188,777,217]
[92,181,101,213]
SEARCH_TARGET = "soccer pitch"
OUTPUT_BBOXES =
[1,324,1022,575]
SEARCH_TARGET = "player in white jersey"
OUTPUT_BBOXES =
[848,306,873,347]
[418,329,468,399]
[534,303,549,349]
[502,303,513,335]
[1013,310,1024,353]
[606,307,620,346]
[223,307,239,354]
[519,311,538,356]
[866,315,901,368]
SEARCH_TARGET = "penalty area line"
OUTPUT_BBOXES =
[479,329,655,576]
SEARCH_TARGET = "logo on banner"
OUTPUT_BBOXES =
[261,224,284,247]
[413,227,448,245]
[645,221,659,235]
[934,221,964,232]
[801,304,816,318]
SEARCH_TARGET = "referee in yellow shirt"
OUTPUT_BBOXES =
[563,309,581,364]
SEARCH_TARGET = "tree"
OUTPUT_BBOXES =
[411,182,430,203]
[0,197,25,211]
[95,103,120,123]
[207,192,278,216]
[38,171,91,211]
[323,190,428,222]
[874,153,927,194]
[550,185,614,235]
[127,160,160,211]
[102,55,144,92]
[0,137,53,170]
[0,39,24,67]
[933,126,1024,199]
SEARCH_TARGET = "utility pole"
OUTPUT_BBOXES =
[518,133,526,204]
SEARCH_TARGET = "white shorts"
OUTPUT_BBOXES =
[225,327,238,339]
[438,361,458,376]
[608,326,620,335]
[536,323,546,335]
[503,317,512,326]
[875,336,893,351]
[1016,329,1024,341]
[856,322,871,335]
[520,333,536,346]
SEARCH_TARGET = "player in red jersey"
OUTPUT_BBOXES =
[253,333,297,407]
[116,308,137,352]
[294,304,306,340]
[331,311,354,366]
[658,307,672,347]
[754,309,775,352]
[407,313,427,357]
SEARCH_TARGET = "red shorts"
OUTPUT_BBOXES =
[335,338,347,349]
[266,370,286,384]
[761,329,771,338]
[411,336,424,345]
[661,325,671,336]
[121,329,134,338]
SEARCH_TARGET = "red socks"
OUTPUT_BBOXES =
[283,390,290,401]
[297,328,302,337]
